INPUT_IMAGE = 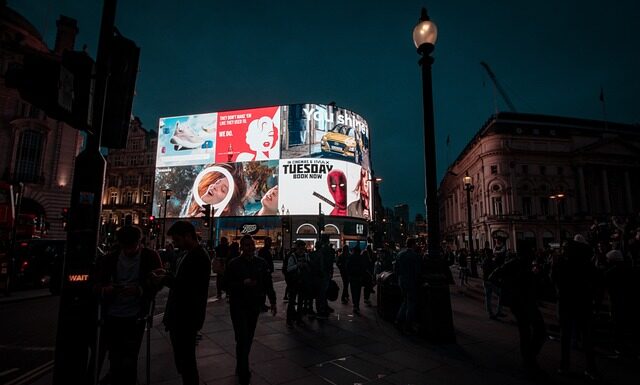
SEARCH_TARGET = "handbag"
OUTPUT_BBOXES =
[327,279,339,302]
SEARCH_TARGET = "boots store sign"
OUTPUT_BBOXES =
[240,223,260,235]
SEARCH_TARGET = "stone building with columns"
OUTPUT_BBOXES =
[439,112,640,253]
[0,5,83,239]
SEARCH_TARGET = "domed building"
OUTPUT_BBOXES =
[0,3,83,239]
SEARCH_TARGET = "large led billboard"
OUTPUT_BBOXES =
[153,104,372,220]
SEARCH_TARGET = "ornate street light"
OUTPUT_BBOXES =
[413,7,455,343]
[413,7,439,259]
[463,174,477,277]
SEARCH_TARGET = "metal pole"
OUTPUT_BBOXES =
[162,193,168,248]
[466,186,477,277]
[54,1,116,383]
[418,45,440,259]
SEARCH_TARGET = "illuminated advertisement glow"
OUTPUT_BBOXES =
[154,104,372,219]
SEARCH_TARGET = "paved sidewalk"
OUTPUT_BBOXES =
[34,270,638,385]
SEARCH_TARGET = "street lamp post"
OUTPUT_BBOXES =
[414,7,455,343]
[549,193,565,243]
[463,174,477,277]
[162,189,172,248]
[413,7,440,260]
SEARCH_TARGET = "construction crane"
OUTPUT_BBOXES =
[480,61,517,113]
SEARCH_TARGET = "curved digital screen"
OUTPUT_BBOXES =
[153,104,372,220]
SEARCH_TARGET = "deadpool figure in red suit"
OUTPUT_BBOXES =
[327,170,347,216]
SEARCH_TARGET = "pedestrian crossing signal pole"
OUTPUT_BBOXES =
[53,1,116,384]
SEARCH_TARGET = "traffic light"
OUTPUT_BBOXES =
[201,204,211,227]
[100,32,140,149]
[5,51,95,131]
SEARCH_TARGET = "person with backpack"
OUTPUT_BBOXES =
[285,240,310,327]
[346,245,368,315]
[94,226,163,385]
[313,235,335,319]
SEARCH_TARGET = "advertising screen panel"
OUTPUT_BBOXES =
[154,104,372,219]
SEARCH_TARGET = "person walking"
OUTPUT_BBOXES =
[458,248,469,285]
[214,236,230,299]
[337,245,351,304]
[346,245,368,315]
[551,235,599,380]
[482,249,504,319]
[94,226,163,385]
[162,221,211,385]
[394,238,421,333]
[363,245,375,306]
[489,249,546,376]
[258,237,275,311]
[314,234,335,319]
[285,240,310,327]
[225,235,277,385]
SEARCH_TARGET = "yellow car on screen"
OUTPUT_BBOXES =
[320,124,359,159]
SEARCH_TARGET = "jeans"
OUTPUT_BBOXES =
[558,301,596,372]
[286,288,303,323]
[103,316,145,385]
[169,327,199,385]
[483,281,502,316]
[511,303,546,368]
[350,277,362,310]
[339,269,350,300]
[316,278,330,314]
[230,303,260,385]
[396,287,417,326]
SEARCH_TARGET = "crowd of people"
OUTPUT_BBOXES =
[445,214,640,381]
[91,213,640,384]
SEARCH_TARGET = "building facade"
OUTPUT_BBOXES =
[0,6,83,239]
[440,112,640,253]
[101,117,157,236]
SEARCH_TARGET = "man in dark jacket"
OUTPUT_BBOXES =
[214,236,230,299]
[551,235,598,379]
[347,245,368,314]
[94,226,163,385]
[394,238,421,333]
[314,234,335,319]
[489,250,546,375]
[162,221,211,385]
[226,235,277,385]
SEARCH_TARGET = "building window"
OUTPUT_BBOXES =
[146,154,154,165]
[14,129,44,183]
[108,175,118,187]
[129,156,136,167]
[522,197,532,216]
[521,165,528,174]
[142,191,151,205]
[490,165,498,175]
[131,139,141,151]
[540,197,550,215]
[125,191,134,205]
[110,191,118,205]
[540,165,546,175]
[492,197,503,216]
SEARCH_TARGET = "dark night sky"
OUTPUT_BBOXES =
[11,0,640,218]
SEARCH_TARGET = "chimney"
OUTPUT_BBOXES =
[54,15,78,54]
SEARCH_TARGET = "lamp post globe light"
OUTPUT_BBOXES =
[463,174,478,277]
[413,7,455,343]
